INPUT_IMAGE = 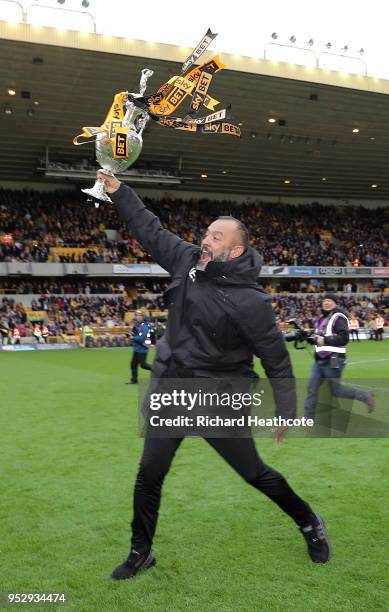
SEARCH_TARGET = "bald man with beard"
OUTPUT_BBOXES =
[96,171,331,579]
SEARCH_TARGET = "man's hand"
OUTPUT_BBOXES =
[96,171,121,194]
[314,335,325,346]
[273,425,289,444]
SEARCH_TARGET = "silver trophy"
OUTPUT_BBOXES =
[81,68,154,204]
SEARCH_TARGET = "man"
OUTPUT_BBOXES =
[32,323,43,343]
[304,294,374,421]
[0,317,10,345]
[81,320,95,348]
[41,324,50,343]
[97,171,331,579]
[367,315,376,340]
[348,313,360,341]
[126,310,152,384]
[11,326,21,345]
[374,313,385,341]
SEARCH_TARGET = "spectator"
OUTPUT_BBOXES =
[0,189,388,266]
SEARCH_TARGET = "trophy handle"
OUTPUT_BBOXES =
[124,105,149,135]
[124,68,154,136]
[139,68,154,96]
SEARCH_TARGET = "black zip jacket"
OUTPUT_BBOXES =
[322,309,349,347]
[112,185,296,417]
[314,308,349,362]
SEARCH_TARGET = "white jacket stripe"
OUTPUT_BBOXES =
[327,312,349,335]
[315,346,346,354]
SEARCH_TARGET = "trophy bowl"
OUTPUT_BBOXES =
[78,68,154,204]
[94,130,143,174]
[74,29,242,207]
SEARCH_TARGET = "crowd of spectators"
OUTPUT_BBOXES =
[1,276,387,296]
[271,293,387,328]
[0,278,169,297]
[1,290,386,344]
[1,188,388,266]
[0,296,131,340]
[246,202,389,267]
[0,278,164,295]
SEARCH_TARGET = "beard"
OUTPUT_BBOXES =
[197,246,231,270]
[214,250,231,262]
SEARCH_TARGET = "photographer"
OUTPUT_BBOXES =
[303,294,374,420]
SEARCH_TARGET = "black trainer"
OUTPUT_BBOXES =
[300,512,330,563]
[111,549,156,580]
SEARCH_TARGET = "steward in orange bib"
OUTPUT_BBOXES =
[348,316,360,342]
[12,327,21,345]
[41,325,50,342]
[33,324,43,343]
[374,315,385,341]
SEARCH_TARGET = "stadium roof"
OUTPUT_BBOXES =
[1,22,389,199]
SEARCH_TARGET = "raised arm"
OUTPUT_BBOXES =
[98,173,198,275]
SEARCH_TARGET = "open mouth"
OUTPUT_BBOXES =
[199,247,212,266]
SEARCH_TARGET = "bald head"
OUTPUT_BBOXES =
[216,216,249,248]
[198,216,249,269]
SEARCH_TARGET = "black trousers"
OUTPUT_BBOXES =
[131,351,152,382]
[375,328,384,341]
[350,330,359,341]
[131,435,313,554]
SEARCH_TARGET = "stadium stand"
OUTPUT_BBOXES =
[0,291,387,345]
[1,189,388,266]
[0,278,169,295]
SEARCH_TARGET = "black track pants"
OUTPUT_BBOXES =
[130,434,313,553]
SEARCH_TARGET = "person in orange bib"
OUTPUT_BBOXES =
[12,327,21,345]
[348,314,360,342]
[374,314,385,341]
[41,325,50,343]
[33,324,42,343]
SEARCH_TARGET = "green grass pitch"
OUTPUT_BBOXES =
[1,342,388,612]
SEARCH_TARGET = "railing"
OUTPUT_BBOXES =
[0,292,387,309]
[0,262,388,278]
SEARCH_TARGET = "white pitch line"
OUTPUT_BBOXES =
[351,383,389,392]
[347,358,389,366]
